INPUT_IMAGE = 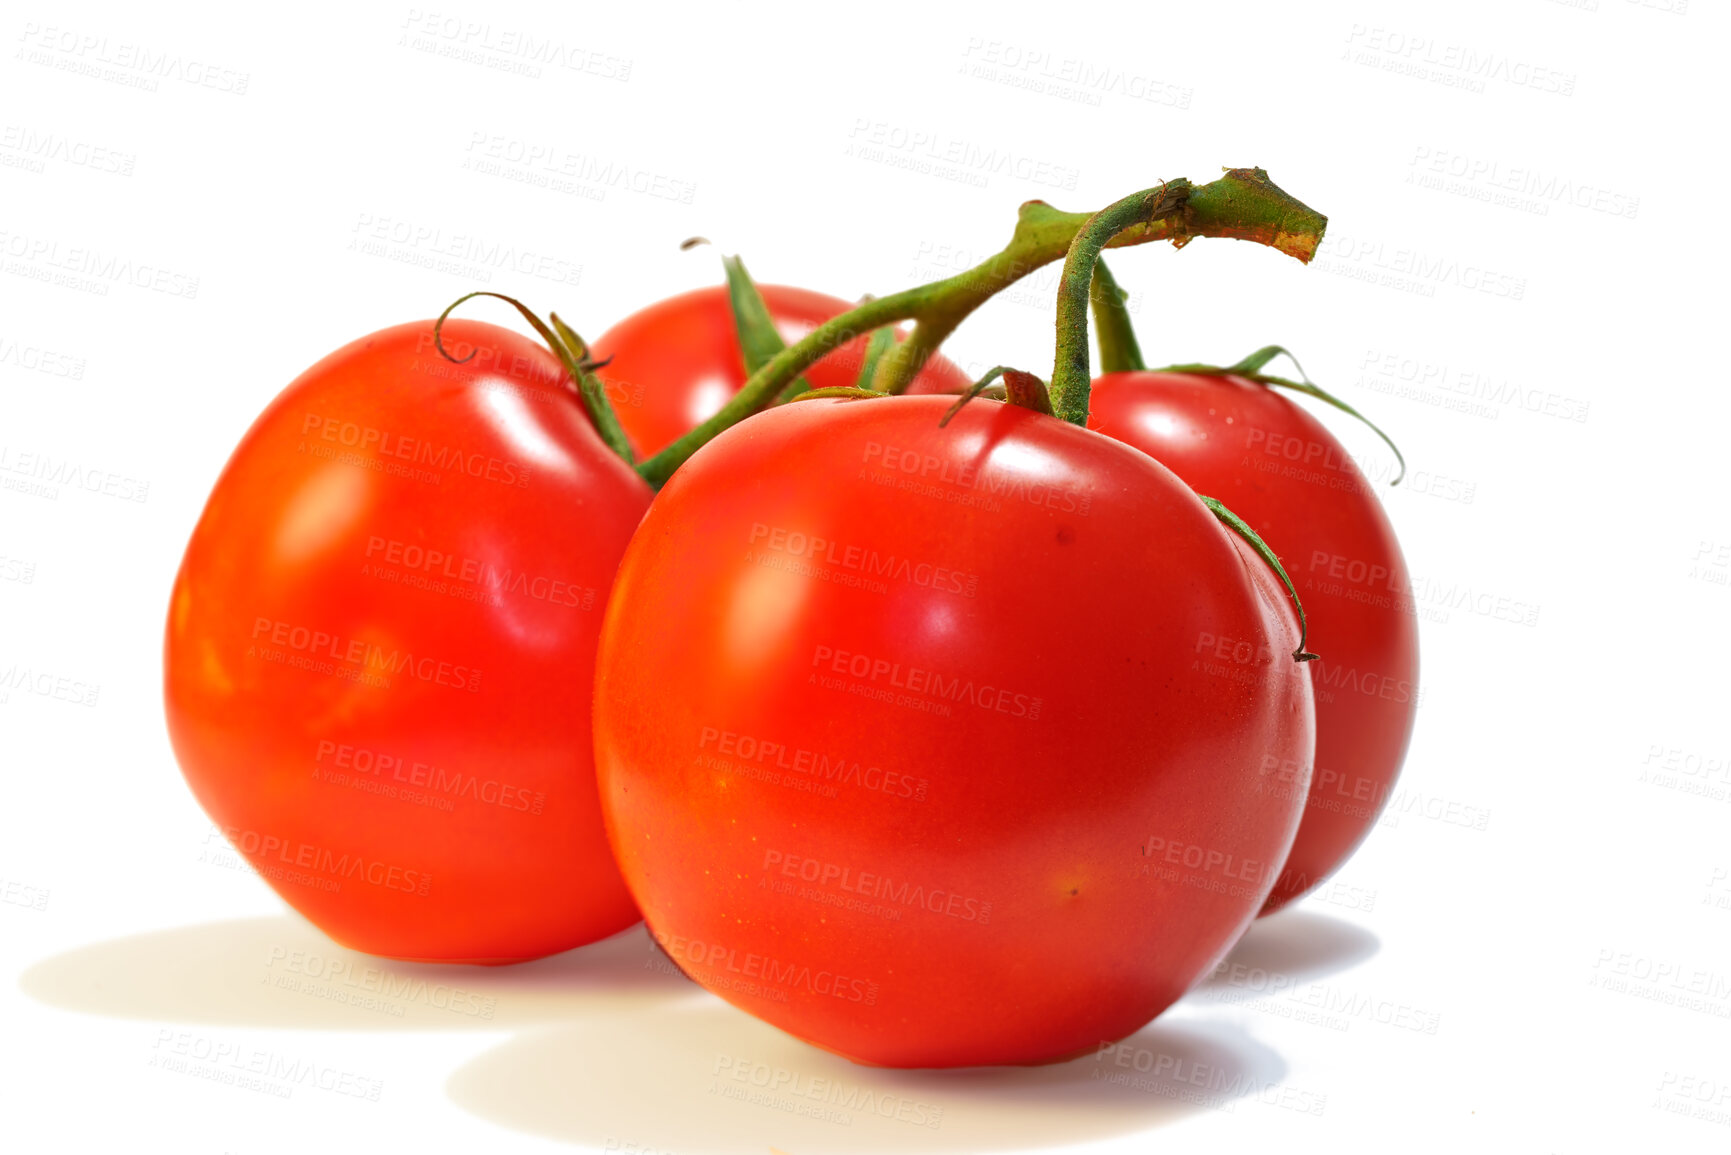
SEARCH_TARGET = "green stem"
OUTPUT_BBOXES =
[790,386,893,403]
[851,316,897,391]
[1050,187,1187,425]
[722,254,812,399]
[549,312,636,465]
[434,291,635,465]
[867,170,1325,397]
[938,365,1021,428]
[639,295,910,485]
[1199,495,1319,664]
[1090,257,1145,373]
[637,169,1325,487]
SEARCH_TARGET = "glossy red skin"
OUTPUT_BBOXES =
[1086,372,1419,914]
[593,395,1314,1067]
[590,284,973,458]
[165,320,650,963]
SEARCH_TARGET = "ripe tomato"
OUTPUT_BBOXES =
[164,319,650,963]
[590,284,973,458]
[1085,371,1418,913]
[592,395,1314,1067]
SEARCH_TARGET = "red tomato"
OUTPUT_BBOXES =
[590,284,973,458]
[164,319,650,963]
[1085,371,1419,914]
[593,395,1315,1067]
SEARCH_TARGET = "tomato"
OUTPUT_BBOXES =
[590,284,974,458]
[592,394,1314,1067]
[1084,371,1419,914]
[164,319,650,963]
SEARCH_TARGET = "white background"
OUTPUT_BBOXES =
[3,0,1728,1151]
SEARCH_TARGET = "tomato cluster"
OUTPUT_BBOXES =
[165,176,1414,1068]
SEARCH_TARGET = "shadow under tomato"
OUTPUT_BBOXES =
[444,1001,1286,1152]
[1195,908,1382,993]
[18,911,695,1031]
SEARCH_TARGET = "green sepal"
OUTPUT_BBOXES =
[1198,495,1319,663]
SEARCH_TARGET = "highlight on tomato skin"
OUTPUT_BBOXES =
[163,318,650,964]
[589,283,973,459]
[1084,370,1419,914]
[592,393,1315,1068]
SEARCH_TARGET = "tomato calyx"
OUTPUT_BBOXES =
[937,366,1052,427]
[691,237,879,404]
[711,247,817,401]
[789,386,893,403]
[435,290,636,466]
[1199,496,1320,663]
[1156,345,1408,485]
